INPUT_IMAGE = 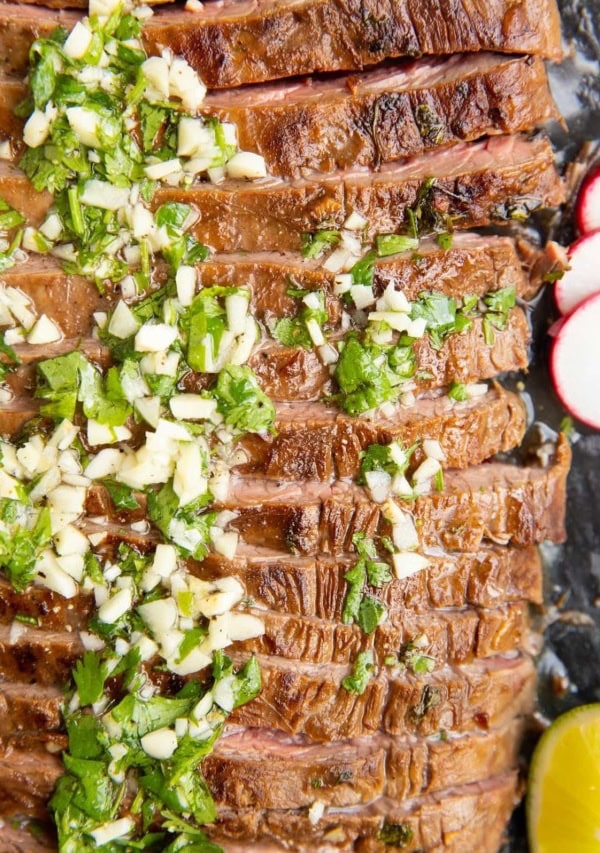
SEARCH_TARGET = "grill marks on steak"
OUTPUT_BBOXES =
[0,54,559,178]
[203,53,558,177]
[0,720,524,819]
[0,587,531,668]
[237,386,527,481]
[2,307,531,404]
[0,545,542,631]
[0,135,565,252]
[76,442,569,554]
[0,0,563,82]
[0,386,527,479]
[222,438,570,554]
[210,772,520,852]
[0,651,535,741]
[0,233,534,340]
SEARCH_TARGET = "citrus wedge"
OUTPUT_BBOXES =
[528,703,600,852]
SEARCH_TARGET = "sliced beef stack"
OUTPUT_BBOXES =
[0,0,570,851]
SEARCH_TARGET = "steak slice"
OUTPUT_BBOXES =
[219,438,570,554]
[210,772,519,851]
[77,440,568,554]
[0,719,524,816]
[0,232,536,338]
[0,54,558,178]
[0,589,530,667]
[0,135,565,252]
[3,306,531,403]
[0,0,563,82]
[0,545,542,631]
[202,53,558,177]
[1,384,527,477]
[156,135,565,252]
[0,652,535,740]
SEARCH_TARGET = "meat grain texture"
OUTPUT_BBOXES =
[0,0,571,850]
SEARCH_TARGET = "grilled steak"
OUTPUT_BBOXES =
[0,233,536,337]
[217,439,570,554]
[0,0,563,82]
[0,544,542,630]
[157,135,566,252]
[3,306,531,403]
[0,135,565,252]
[210,772,520,851]
[0,596,530,668]
[72,440,569,554]
[201,53,558,177]
[0,652,535,741]
[2,385,527,478]
[0,720,524,817]
[0,54,558,177]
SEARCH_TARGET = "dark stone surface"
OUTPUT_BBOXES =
[506,3,600,848]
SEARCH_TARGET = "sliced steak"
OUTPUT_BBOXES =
[0,232,535,338]
[0,588,530,667]
[77,440,569,554]
[0,0,563,82]
[1,385,527,478]
[203,53,558,177]
[0,652,535,740]
[236,386,527,481]
[0,255,109,338]
[0,135,565,252]
[0,544,542,632]
[0,54,558,177]
[3,307,531,403]
[229,652,536,741]
[210,773,519,851]
[221,438,570,554]
[0,719,524,816]
[156,135,565,252]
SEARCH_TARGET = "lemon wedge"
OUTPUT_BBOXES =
[528,703,600,852]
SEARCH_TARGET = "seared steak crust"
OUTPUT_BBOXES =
[0,386,527,478]
[224,439,570,554]
[157,136,565,252]
[0,135,565,252]
[0,590,530,668]
[0,54,559,178]
[237,386,527,481]
[0,545,542,631]
[0,720,524,817]
[206,54,558,177]
[210,773,520,852]
[0,653,535,741]
[0,0,562,82]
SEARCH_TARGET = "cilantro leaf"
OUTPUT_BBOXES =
[342,651,374,694]
[72,651,107,706]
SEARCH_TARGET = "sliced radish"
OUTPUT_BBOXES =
[551,291,600,429]
[555,230,600,315]
[576,166,600,234]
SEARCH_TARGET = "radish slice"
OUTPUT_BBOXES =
[555,230,600,315]
[551,291,600,429]
[576,166,600,234]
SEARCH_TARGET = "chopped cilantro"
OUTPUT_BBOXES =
[342,651,375,695]
[301,229,340,259]
[448,381,468,402]
[377,822,414,847]
[212,365,276,435]
[375,234,419,257]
